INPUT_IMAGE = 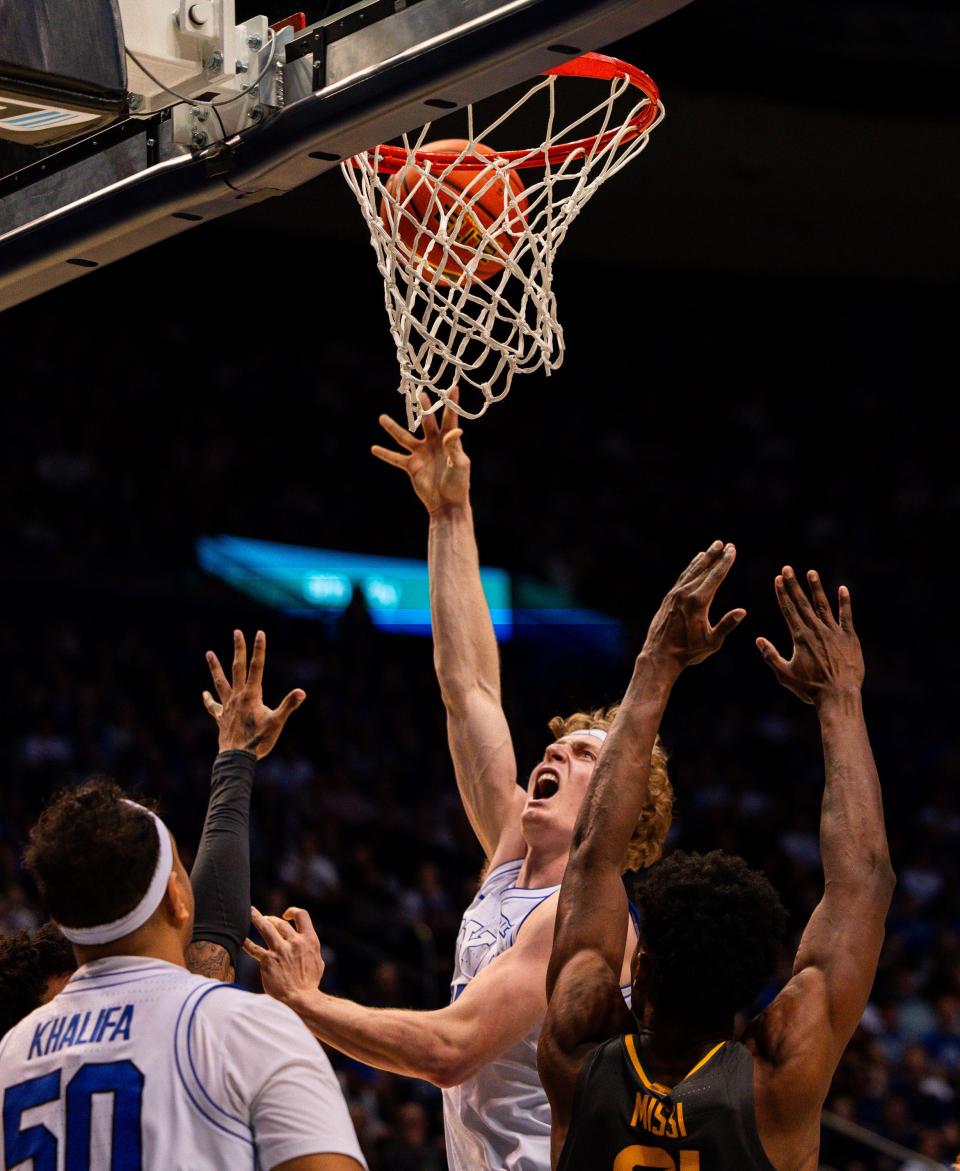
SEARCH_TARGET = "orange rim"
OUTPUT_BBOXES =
[361,52,660,174]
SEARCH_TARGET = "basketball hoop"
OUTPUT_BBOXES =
[342,52,663,430]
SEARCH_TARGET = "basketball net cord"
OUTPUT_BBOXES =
[342,61,664,430]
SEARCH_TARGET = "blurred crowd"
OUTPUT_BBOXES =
[0,262,954,1168]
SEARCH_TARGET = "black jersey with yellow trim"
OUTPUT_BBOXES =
[557,1034,777,1171]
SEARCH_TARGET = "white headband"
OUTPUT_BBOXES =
[58,802,174,946]
[563,728,608,744]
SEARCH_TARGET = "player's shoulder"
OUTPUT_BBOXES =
[179,976,295,1030]
[478,855,525,894]
[182,979,319,1057]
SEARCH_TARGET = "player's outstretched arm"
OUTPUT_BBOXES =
[186,630,306,981]
[540,542,745,1165]
[372,390,522,863]
[749,570,895,1154]
[244,900,556,1087]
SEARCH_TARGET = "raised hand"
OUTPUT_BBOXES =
[371,387,470,514]
[244,906,326,1002]
[202,630,306,758]
[756,567,864,706]
[642,540,747,671]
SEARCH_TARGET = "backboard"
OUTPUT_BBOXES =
[0,0,691,312]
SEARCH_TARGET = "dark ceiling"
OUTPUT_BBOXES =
[212,0,959,281]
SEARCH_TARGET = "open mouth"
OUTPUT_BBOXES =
[532,769,560,801]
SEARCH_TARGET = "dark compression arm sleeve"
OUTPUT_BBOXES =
[190,749,256,968]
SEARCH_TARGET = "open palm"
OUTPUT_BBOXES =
[372,388,470,514]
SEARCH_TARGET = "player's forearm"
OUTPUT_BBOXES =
[284,990,462,1087]
[816,690,894,891]
[428,502,501,703]
[551,655,675,982]
[190,749,256,976]
[570,653,675,870]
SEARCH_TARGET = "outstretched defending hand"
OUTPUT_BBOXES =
[756,567,864,706]
[371,387,470,514]
[642,540,747,671]
[202,630,306,758]
[244,906,326,1002]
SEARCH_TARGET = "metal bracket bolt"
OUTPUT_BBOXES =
[204,50,223,71]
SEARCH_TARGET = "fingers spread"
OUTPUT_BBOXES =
[232,629,247,689]
[247,629,266,691]
[284,906,318,941]
[774,574,803,635]
[202,691,223,719]
[378,412,420,451]
[250,906,284,949]
[276,689,306,724]
[838,584,854,631]
[674,541,720,590]
[756,636,790,674]
[712,608,747,644]
[442,428,464,466]
[441,385,461,432]
[781,566,816,623]
[263,914,297,941]
[206,650,231,702]
[371,444,409,469]
[420,392,440,437]
[692,542,737,598]
[242,938,267,963]
[806,570,836,625]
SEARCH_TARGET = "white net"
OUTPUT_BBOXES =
[341,54,664,430]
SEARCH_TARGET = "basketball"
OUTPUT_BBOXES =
[381,139,527,285]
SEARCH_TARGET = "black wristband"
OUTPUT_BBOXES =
[190,749,256,969]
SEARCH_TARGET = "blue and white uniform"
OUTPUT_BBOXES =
[0,955,366,1171]
[442,859,636,1171]
[442,859,558,1171]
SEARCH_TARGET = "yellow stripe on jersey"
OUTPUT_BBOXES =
[624,1036,728,1096]
[624,1035,671,1095]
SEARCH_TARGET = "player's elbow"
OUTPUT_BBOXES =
[435,671,494,714]
[420,1030,477,1089]
[425,1048,474,1089]
[860,842,896,900]
[874,857,896,903]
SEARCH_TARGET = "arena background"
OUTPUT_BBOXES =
[1,2,958,1168]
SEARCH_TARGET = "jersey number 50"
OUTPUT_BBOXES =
[614,1147,700,1170]
[3,1060,143,1170]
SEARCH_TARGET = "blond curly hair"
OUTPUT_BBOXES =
[548,704,672,872]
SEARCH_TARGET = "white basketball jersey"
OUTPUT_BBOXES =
[442,859,559,1171]
[0,955,366,1171]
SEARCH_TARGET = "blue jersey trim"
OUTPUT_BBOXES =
[187,985,248,1128]
[509,889,559,944]
[173,983,254,1146]
[482,858,524,884]
[503,888,559,899]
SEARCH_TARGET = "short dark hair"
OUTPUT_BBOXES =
[633,850,788,1027]
[0,922,76,1036]
[24,779,160,930]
